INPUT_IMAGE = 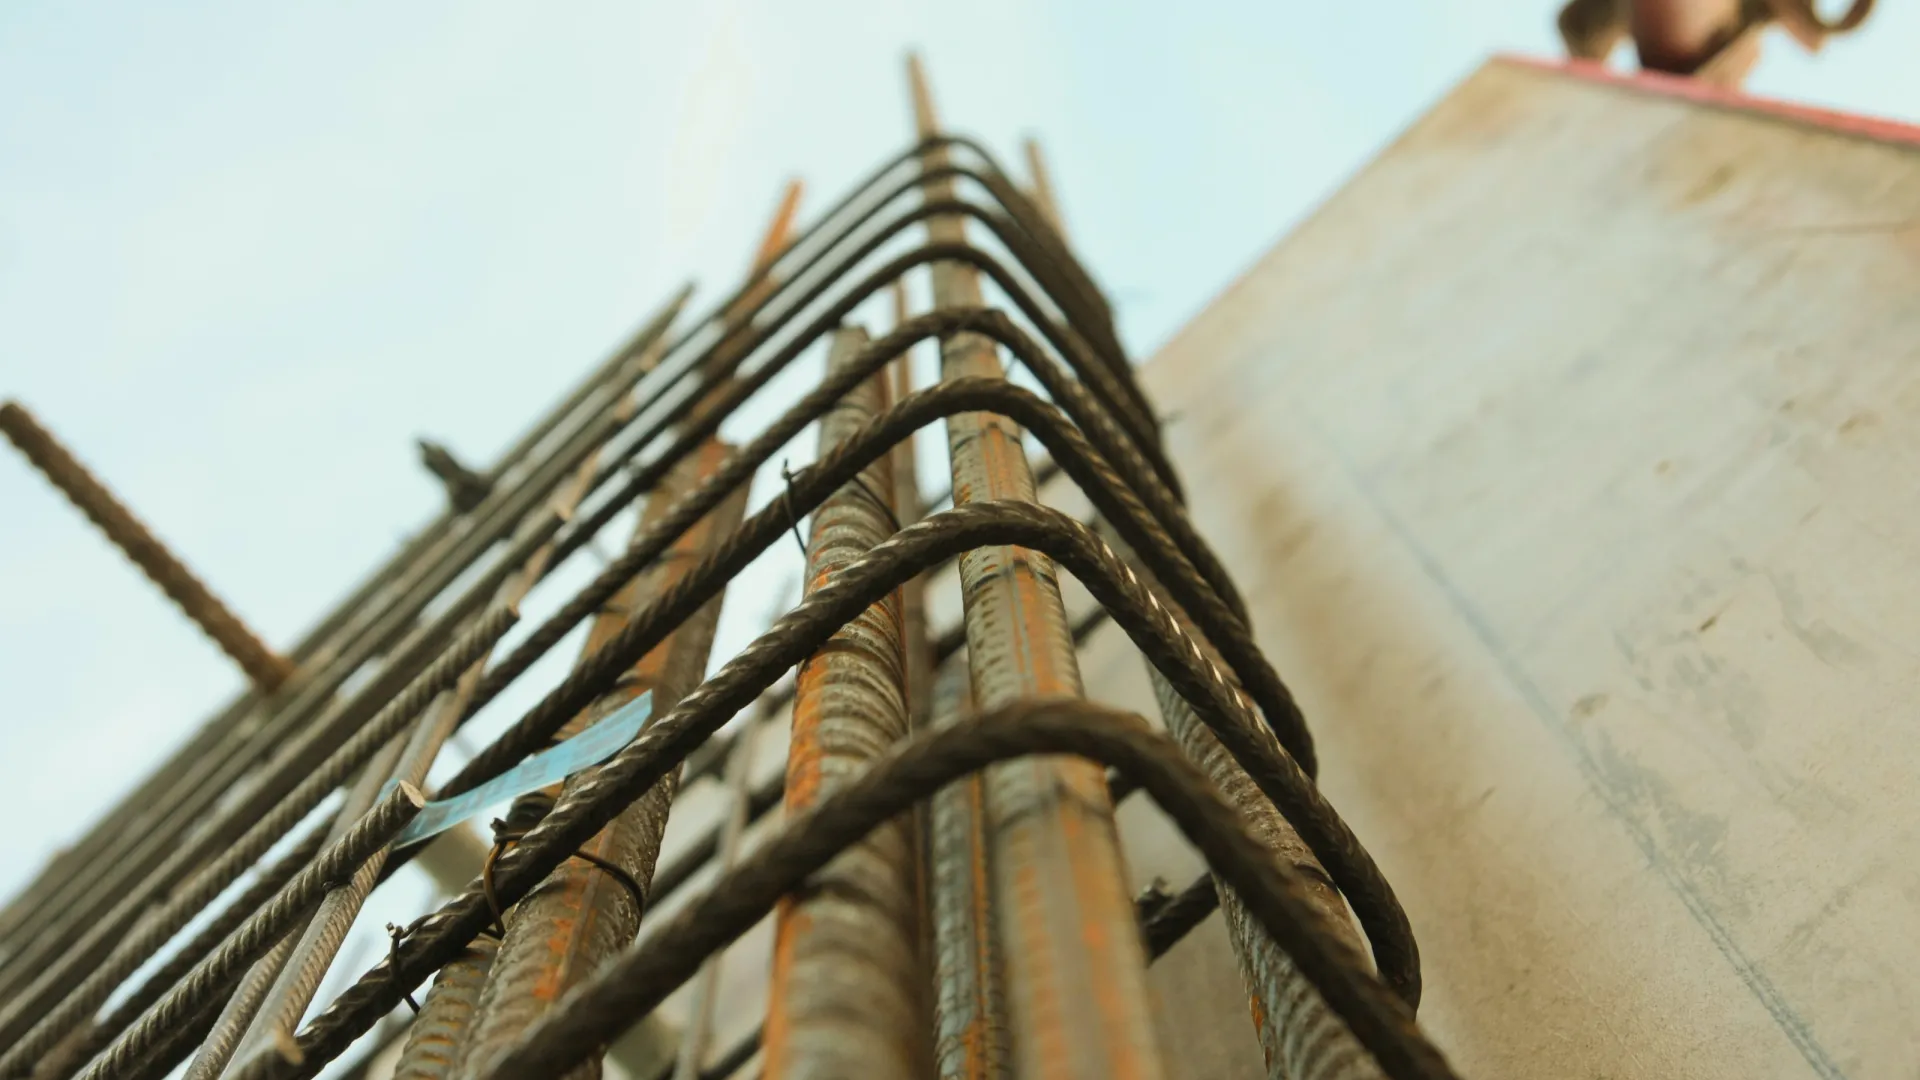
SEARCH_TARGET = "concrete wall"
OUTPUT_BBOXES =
[1089,57,1920,1079]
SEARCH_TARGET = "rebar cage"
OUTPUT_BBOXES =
[0,64,1451,1080]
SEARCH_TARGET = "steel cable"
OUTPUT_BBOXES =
[226,499,1416,1080]
[470,701,1451,1080]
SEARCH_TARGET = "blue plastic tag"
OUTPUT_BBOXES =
[393,690,654,849]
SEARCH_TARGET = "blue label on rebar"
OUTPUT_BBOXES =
[393,691,654,849]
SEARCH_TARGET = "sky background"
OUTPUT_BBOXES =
[1,0,1915,902]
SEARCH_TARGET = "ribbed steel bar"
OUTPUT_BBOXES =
[70,782,428,1080]
[213,308,685,1080]
[671,704,761,1080]
[888,281,936,731]
[914,61,1161,1079]
[418,377,1417,992]
[650,853,1223,1080]
[185,932,304,1080]
[27,819,336,1080]
[465,699,1452,1080]
[0,287,694,981]
[183,736,410,1080]
[1032,144,1381,1078]
[0,525,556,1007]
[0,286,692,958]
[925,657,1008,1079]
[0,401,292,690]
[452,441,748,1080]
[762,325,926,1080]
[445,179,798,1080]
[1149,652,1379,1079]
[390,937,498,1080]
[226,498,1414,1080]
[0,609,518,1076]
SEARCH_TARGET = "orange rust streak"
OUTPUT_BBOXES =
[751,179,806,275]
[512,436,733,1005]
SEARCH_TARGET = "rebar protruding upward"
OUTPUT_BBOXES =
[0,400,293,691]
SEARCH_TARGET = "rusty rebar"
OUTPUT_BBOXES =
[453,441,748,1080]
[225,498,1415,1080]
[391,938,499,1080]
[0,400,292,690]
[913,58,1164,1080]
[763,326,926,1079]
[465,700,1453,1080]
[220,300,686,1080]
[0,124,1426,1080]
[446,174,799,1080]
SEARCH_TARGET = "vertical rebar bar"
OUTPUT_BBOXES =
[1021,138,1065,244]
[216,301,687,1080]
[449,177,800,1080]
[183,739,409,1080]
[453,439,749,1080]
[908,53,1164,1080]
[0,401,292,690]
[672,711,762,1080]
[888,280,935,730]
[390,938,499,1080]
[1144,641,1381,1080]
[925,658,1009,1080]
[1034,133,1386,1080]
[183,932,304,1080]
[762,326,926,1079]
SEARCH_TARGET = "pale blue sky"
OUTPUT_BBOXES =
[1,0,1914,900]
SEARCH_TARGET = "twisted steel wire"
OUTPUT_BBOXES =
[468,701,1452,1080]
[459,301,1238,771]
[225,499,1416,1080]
[536,230,1180,607]
[645,862,1231,1080]
[0,133,1116,958]
[0,608,517,1074]
[0,133,1422,1080]
[449,372,1334,905]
